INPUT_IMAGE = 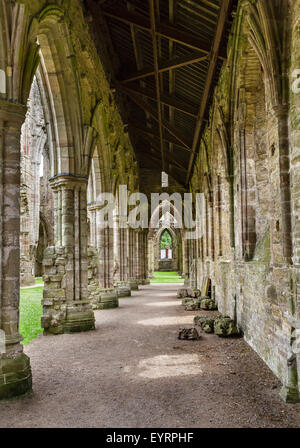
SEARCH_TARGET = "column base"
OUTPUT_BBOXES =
[128,279,139,291]
[115,283,131,297]
[280,385,300,403]
[141,279,150,285]
[64,302,95,333]
[0,353,32,400]
[92,289,119,310]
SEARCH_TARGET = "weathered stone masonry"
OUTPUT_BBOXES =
[0,0,147,399]
[20,78,54,286]
[1,0,300,405]
[185,0,300,402]
[0,101,32,399]
[42,175,95,334]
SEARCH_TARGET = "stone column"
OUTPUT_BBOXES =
[127,228,138,290]
[113,213,121,284]
[120,227,128,282]
[141,230,150,284]
[97,217,114,289]
[183,235,190,285]
[42,175,95,334]
[84,204,118,309]
[136,230,143,285]
[274,105,292,264]
[148,236,155,278]
[88,204,97,247]
[0,100,32,399]
[112,215,131,297]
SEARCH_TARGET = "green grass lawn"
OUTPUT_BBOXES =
[150,271,184,283]
[19,286,43,345]
[35,277,43,284]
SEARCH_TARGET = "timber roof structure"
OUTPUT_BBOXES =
[85,0,237,189]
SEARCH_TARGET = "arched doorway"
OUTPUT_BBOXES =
[160,229,173,260]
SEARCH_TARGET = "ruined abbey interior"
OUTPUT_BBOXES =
[1,0,300,429]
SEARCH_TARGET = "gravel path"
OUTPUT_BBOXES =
[1,284,300,428]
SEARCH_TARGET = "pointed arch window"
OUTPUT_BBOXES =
[160,230,173,260]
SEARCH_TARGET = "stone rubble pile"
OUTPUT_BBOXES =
[194,314,239,337]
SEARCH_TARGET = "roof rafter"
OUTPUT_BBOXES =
[186,0,232,183]
[147,142,187,172]
[128,121,187,147]
[101,6,226,56]
[149,0,165,171]
[119,83,198,117]
[120,52,208,84]
[127,93,192,151]
[145,153,187,186]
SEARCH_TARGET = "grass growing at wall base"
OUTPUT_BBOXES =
[150,272,184,283]
[19,286,43,345]
[35,277,43,284]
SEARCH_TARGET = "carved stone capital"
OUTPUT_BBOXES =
[0,99,27,125]
[49,174,88,191]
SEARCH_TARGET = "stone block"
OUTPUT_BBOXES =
[200,297,218,310]
[55,248,65,255]
[177,288,189,298]
[214,316,239,337]
[57,265,66,274]
[116,285,131,297]
[49,274,63,282]
[128,280,139,291]
[178,326,200,340]
[0,353,32,400]
[94,300,119,310]
[44,247,55,256]
[45,267,57,276]
[190,289,201,298]
[55,258,66,266]
[43,288,65,299]
[194,315,215,333]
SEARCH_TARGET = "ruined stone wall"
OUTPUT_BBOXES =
[20,78,54,285]
[288,0,300,397]
[187,1,300,398]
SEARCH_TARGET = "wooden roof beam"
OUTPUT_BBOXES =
[127,93,192,150]
[128,121,186,147]
[168,0,177,159]
[101,6,226,56]
[149,0,165,171]
[120,52,208,84]
[119,83,198,117]
[148,145,187,172]
[186,0,232,184]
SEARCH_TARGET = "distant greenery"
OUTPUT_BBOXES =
[19,286,43,345]
[150,271,183,283]
[160,230,172,249]
[35,277,43,284]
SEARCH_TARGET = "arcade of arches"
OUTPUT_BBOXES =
[2,0,300,424]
